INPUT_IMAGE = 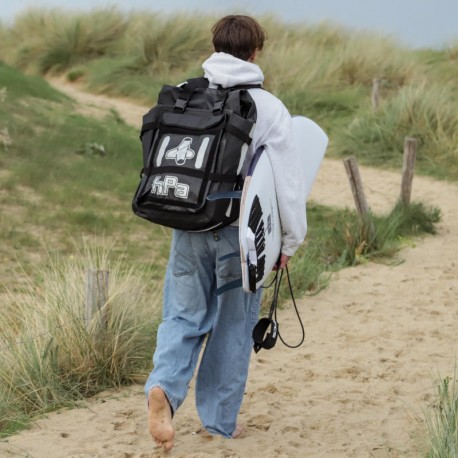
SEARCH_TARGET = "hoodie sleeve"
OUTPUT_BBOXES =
[257,95,307,257]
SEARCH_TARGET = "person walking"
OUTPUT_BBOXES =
[145,14,307,451]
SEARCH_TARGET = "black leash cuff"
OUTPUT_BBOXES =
[252,317,278,353]
[252,270,282,352]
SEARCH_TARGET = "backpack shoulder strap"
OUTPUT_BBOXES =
[182,77,209,91]
[228,83,263,91]
[182,78,262,92]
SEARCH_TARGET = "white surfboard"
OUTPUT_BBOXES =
[239,116,328,293]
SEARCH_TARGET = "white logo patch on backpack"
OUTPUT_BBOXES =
[151,175,189,199]
[165,137,195,165]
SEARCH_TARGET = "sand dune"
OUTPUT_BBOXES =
[1,82,457,457]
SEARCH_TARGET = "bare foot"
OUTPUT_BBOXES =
[148,387,175,451]
[232,424,243,438]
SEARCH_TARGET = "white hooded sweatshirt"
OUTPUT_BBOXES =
[202,52,307,257]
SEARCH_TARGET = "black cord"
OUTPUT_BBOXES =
[274,265,305,349]
[261,272,278,289]
[268,269,282,320]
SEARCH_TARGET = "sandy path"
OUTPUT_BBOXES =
[1,82,457,458]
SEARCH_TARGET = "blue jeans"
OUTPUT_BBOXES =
[144,226,262,438]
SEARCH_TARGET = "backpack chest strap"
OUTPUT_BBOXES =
[141,165,240,183]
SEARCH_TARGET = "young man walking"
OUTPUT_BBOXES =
[145,15,307,451]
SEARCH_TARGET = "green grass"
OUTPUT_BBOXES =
[0,61,65,101]
[423,372,458,457]
[0,61,169,279]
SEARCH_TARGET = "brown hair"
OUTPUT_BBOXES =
[211,15,267,61]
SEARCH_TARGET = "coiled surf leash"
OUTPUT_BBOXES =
[252,265,305,353]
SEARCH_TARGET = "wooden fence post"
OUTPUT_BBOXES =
[371,78,381,112]
[85,270,109,329]
[343,156,375,239]
[400,137,417,205]
[343,157,370,216]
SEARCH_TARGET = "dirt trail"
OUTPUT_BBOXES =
[1,81,457,458]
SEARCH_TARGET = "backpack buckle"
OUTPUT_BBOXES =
[212,99,225,114]
[173,97,188,113]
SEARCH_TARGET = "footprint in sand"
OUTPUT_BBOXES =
[258,383,278,393]
[115,409,135,419]
[112,420,127,431]
[246,414,274,431]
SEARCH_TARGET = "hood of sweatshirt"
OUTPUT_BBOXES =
[202,52,264,88]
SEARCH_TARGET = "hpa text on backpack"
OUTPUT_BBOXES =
[132,77,260,231]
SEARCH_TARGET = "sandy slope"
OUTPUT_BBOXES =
[1,82,457,458]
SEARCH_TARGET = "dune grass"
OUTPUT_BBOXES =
[1,7,456,182]
[0,239,161,436]
[335,82,458,178]
[422,372,458,457]
[1,8,127,74]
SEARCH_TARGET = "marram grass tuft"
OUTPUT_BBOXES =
[0,239,161,436]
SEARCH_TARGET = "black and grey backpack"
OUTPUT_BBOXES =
[132,77,260,231]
